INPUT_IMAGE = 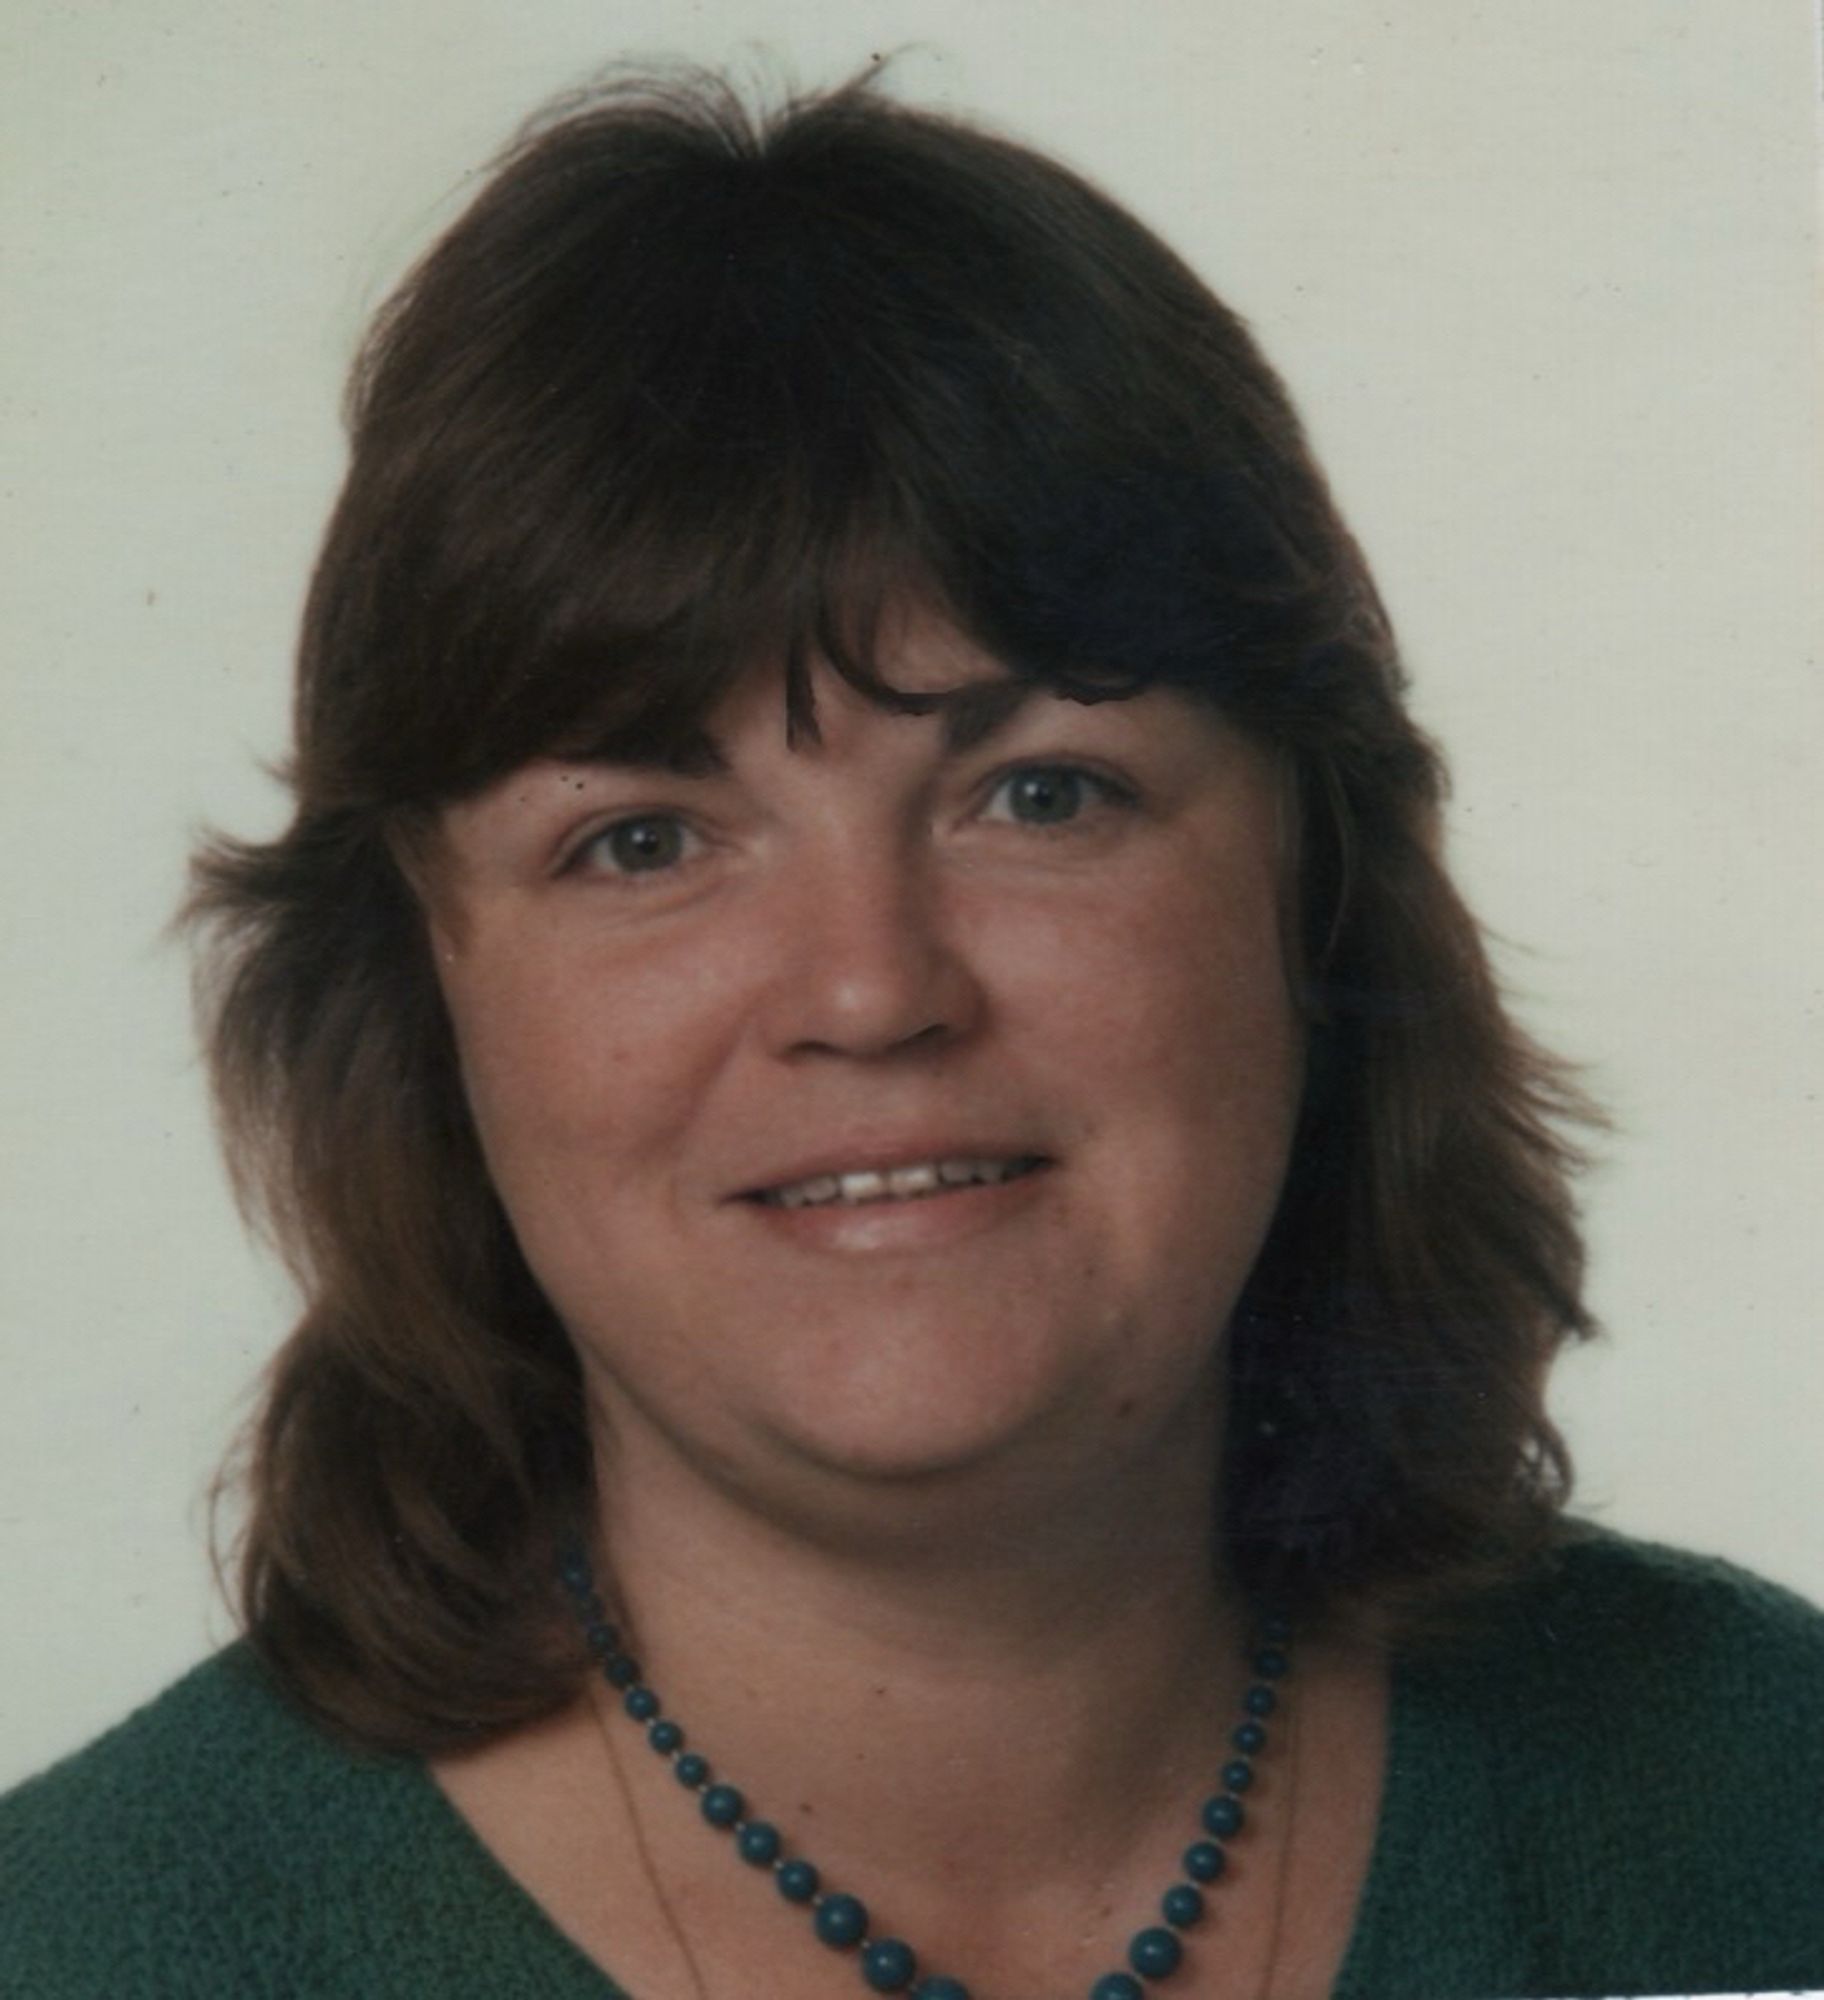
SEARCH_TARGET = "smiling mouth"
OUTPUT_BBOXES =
[750,1157,1049,1211]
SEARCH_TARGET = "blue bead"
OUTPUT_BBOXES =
[1232,1721,1266,1755]
[1162,1883,1204,1928]
[1259,1615,1292,1645]
[648,1719,683,1754]
[913,1981,972,2000]
[1089,1977,1144,2000]
[624,1686,660,1721]
[700,1783,744,1828]
[862,1939,918,1991]
[1129,1926,1183,1977]
[737,1820,781,1865]
[1182,1840,1227,1883]
[777,1858,820,1903]
[675,1752,709,1787]
[606,1653,640,1688]
[1252,1647,1289,1680]
[1201,1795,1245,1838]
[558,1547,592,1593]
[584,1622,618,1658]
[814,1892,869,1947]
[1244,1686,1277,1717]
[1221,1758,1253,1792]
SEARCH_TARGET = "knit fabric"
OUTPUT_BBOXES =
[3,1531,1821,1997]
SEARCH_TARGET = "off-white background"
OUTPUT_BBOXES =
[3,1,1820,1791]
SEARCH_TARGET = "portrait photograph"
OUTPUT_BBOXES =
[3,3,1820,1994]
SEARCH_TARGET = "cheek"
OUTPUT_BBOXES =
[998,858,1303,1307]
[435,910,783,1309]
[1164,914,1304,1134]
[985,851,1299,1118]
[435,947,678,1197]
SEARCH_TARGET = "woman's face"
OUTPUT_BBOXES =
[430,614,1303,1527]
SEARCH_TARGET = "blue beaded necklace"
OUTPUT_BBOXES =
[560,1543,1290,2000]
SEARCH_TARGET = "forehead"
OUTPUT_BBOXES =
[849,610,1009,696]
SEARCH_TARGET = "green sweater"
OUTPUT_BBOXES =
[3,1533,1821,1997]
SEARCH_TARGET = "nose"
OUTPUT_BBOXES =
[759,836,985,1061]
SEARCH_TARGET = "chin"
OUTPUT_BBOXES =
[750,1343,1172,1516]
[765,1397,1041,1491]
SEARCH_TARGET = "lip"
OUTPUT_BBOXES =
[729,1139,1054,1204]
[734,1152,1056,1255]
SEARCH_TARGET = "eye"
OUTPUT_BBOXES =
[983,764,1134,828]
[572,813,699,877]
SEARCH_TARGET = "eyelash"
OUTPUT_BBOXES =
[564,813,704,880]
[561,762,1139,881]
[979,762,1139,829]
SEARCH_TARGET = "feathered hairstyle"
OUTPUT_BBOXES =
[189,69,1596,1751]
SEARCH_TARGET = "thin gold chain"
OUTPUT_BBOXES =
[588,1672,717,2000]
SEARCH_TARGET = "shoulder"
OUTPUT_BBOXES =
[1464,1525,1824,1712]
[1418,1526,1824,1800]
[0,1647,457,1995]
[1,1642,409,1845]
[1382,1528,1824,1993]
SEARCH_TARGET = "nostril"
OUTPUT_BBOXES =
[902,1019,958,1051]
[763,864,987,1061]
[790,1013,961,1062]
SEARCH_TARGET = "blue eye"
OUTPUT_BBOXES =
[987,765,1129,827]
[580,815,694,875]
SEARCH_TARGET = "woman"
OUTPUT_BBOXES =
[3,67,1820,1999]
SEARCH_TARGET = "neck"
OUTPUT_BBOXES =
[582,1389,1253,1918]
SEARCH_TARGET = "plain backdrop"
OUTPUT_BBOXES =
[3,0,1820,1791]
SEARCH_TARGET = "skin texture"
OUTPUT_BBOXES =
[432,616,1303,1551]
[428,613,1381,1995]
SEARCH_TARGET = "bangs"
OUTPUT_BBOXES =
[398,439,973,786]
[298,74,1378,817]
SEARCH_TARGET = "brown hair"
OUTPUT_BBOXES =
[190,68,1596,1754]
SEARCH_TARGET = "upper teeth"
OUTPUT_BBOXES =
[762,1158,1037,1209]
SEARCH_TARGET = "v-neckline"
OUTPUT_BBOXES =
[408,1658,1415,2000]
